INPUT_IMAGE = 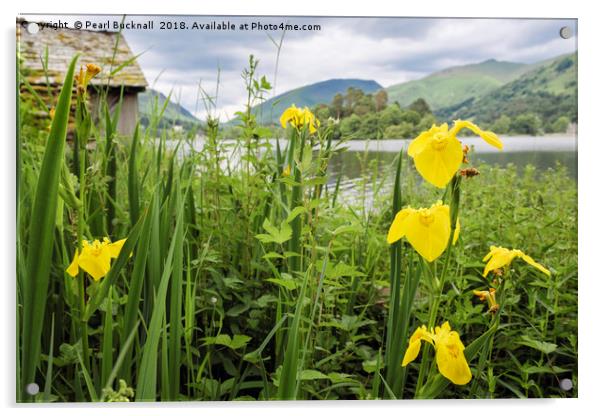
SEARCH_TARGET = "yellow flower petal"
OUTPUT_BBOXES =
[412,134,463,189]
[451,120,503,150]
[403,202,451,262]
[410,325,433,344]
[408,123,447,157]
[402,339,422,367]
[66,249,80,277]
[482,245,496,262]
[280,105,319,134]
[482,246,519,277]
[402,325,434,366]
[78,243,112,281]
[387,208,413,244]
[106,238,127,258]
[482,246,550,277]
[518,252,551,276]
[434,330,472,385]
[279,105,299,129]
[404,321,472,385]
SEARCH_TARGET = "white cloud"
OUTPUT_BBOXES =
[125,17,577,120]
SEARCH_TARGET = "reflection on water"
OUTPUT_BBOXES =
[326,136,577,206]
[328,150,577,183]
[328,135,577,184]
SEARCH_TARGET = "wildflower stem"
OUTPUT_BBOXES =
[469,278,506,397]
[77,121,91,376]
[414,175,461,397]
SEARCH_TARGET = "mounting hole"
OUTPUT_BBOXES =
[559,26,572,39]
[559,378,573,391]
[26,22,40,35]
[26,382,40,395]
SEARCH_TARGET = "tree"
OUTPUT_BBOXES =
[384,122,414,139]
[374,89,388,112]
[331,93,344,119]
[340,113,362,137]
[550,116,570,133]
[399,109,421,125]
[417,114,437,133]
[353,95,375,116]
[358,113,379,139]
[379,105,404,128]
[512,113,542,135]
[344,87,365,116]
[491,115,511,134]
[408,98,432,116]
[314,104,331,123]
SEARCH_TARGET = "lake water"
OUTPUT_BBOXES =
[329,134,577,184]
[175,134,577,199]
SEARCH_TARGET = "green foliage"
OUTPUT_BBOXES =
[550,116,570,133]
[340,114,362,137]
[407,98,432,116]
[383,123,414,139]
[512,113,543,135]
[18,52,577,402]
[379,105,403,127]
[322,89,433,140]
[491,115,512,134]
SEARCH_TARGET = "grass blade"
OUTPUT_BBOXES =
[277,267,310,400]
[136,190,185,401]
[120,196,154,381]
[384,149,405,396]
[128,123,140,226]
[100,287,114,392]
[168,188,185,400]
[20,54,78,399]
[42,314,55,402]
[101,320,140,401]
[76,349,99,402]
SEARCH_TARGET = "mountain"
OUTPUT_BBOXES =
[253,78,383,124]
[435,53,577,125]
[385,59,535,110]
[138,88,200,128]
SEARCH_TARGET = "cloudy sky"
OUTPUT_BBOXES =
[25,15,577,120]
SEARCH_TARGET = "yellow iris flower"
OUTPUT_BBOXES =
[482,245,551,277]
[75,63,102,92]
[280,104,320,134]
[387,201,458,262]
[473,288,499,313]
[66,238,127,281]
[402,322,472,385]
[408,120,503,188]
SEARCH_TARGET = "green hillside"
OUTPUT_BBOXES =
[252,78,382,124]
[138,88,200,128]
[385,59,533,110]
[435,53,577,127]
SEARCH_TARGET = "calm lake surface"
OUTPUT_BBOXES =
[176,134,577,194]
[175,134,576,205]
[329,134,577,184]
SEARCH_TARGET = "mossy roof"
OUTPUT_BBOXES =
[17,20,147,89]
